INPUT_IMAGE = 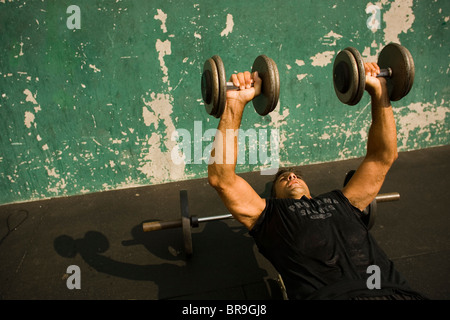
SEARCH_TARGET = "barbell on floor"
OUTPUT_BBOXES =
[142,171,400,257]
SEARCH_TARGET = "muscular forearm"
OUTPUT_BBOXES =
[208,100,246,187]
[366,90,398,165]
[208,71,261,189]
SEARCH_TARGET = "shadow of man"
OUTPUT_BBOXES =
[54,219,273,299]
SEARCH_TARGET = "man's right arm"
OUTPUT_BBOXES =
[208,71,266,230]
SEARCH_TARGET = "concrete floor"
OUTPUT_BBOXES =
[1,145,449,300]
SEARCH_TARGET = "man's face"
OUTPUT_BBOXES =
[273,172,311,199]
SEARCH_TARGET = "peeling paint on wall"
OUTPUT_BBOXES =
[310,51,335,67]
[397,101,449,149]
[0,0,448,205]
[383,0,415,44]
[220,14,234,37]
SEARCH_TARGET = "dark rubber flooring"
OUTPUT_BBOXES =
[1,145,449,300]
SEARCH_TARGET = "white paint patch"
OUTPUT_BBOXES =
[24,111,35,128]
[295,59,305,67]
[139,93,186,183]
[155,39,172,84]
[194,32,202,39]
[142,105,158,129]
[268,103,289,149]
[320,132,331,140]
[383,0,415,44]
[89,64,101,73]
[310,51,335,67]
[220,14,234,37]
[396,102,449,149]
[42,144,49,151]
[154,9,168,33]
[297,74,308,81]
[320,31,343,46]
[45,166,60,178]
[23,89,38,105]
[361,45,380,62]
[47,178,67,195]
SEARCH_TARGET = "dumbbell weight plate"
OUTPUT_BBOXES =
[345,47,366,106]
[252,55,279,116]
[403,46,415,98]
[180,189,193,257]
[270,57,280,113]
[333,50,360,105]
[378,43,415,101]
[201,58,220,117]
[212,55,227,118]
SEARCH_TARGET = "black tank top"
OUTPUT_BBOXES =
[249,190,424,299]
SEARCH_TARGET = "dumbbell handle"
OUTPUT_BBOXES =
[226,81,255,90]
[376,68,392,78]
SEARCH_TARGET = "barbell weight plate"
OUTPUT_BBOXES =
[333,49,360,105]
[212,55,227,118]
[180,189,193,257]
[201,58,220,116]
[252,55,278,116]
[345,47,366,106]
[378,43,414,101]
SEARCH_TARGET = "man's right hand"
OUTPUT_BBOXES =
[225,71,262,110]
[364,62,389,101]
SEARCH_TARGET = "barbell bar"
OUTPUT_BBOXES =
[142,177,400,257]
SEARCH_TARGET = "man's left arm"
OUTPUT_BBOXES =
[343,63,398,211]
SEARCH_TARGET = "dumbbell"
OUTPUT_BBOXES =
[333,43,415,105]
[201,55,280,118]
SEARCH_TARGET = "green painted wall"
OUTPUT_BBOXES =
[0,0,449,205]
